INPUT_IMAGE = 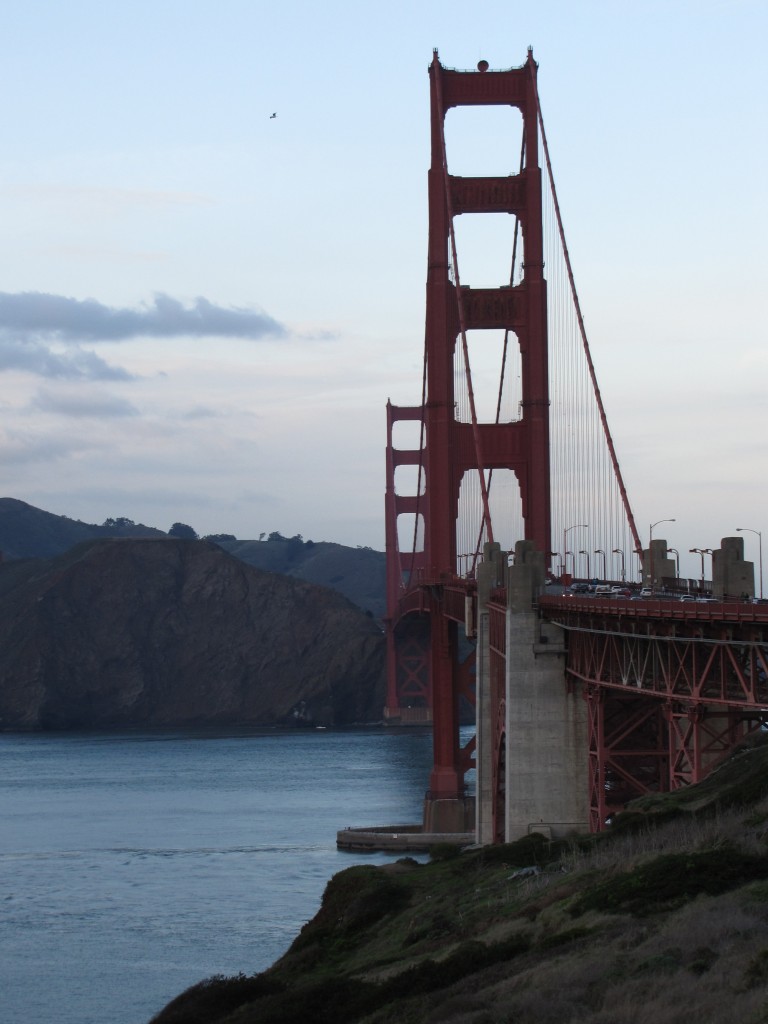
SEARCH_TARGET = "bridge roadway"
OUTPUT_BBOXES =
[539,591,768,708]
[401,578,768,715]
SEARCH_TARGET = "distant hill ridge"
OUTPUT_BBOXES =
[0,497,166,558]
[0,498,385,617]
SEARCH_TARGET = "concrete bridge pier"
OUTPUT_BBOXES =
[477,540,590,843]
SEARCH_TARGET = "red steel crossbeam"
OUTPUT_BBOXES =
[666,705,762,789]
[587,688,670,826]
[541,595,768,706]
[561,627,768,707]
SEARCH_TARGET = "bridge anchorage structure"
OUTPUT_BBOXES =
[382,51,768,845]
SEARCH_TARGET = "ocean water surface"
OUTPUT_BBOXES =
[0,727,441,1024]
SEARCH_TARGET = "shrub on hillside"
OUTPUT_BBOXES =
[148,972,284,1023]
[571,847,768,917]
[289,865,408,953]
[429,842,462,862]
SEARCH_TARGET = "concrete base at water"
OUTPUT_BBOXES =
[336,823,475,852]
[475,541,590,845]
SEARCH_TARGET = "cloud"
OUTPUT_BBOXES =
[0,291,287,342]
[0,430,87,466]
[181,405,220,420]
[0,337,134,380]
[29,389,140,418]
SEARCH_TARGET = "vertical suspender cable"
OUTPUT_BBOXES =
[471,134,527,567]
[495,133,526,425]
[533,82,642,557]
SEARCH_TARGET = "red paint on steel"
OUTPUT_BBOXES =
[384,51,551,802]
[542,595,768,827]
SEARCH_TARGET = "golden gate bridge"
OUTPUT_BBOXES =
[380,50,767,845]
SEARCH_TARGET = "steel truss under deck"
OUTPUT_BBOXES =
[542,596,768,827]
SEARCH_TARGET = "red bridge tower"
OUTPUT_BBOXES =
[385,51,550,830]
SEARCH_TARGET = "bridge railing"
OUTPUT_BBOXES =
[540,594,768,624]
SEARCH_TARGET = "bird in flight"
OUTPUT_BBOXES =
[270,112,277,119]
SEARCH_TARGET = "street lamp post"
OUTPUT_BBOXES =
[563,524,587,580]
[633,549,644,584]
[689,547,713,592]
[594,548,607,581]
[579,550,591,580]
[548,552,561,579]
[667,547,680,579]
[612,547,625,582]
[649,518,676,591]
[736,528,763,600]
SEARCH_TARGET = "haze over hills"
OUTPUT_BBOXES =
[0,498,386,618]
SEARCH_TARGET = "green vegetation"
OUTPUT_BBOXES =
[150,738,768,1024]
[168,522,199,539]
[570,848,768,917]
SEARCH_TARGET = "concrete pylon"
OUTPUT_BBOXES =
[713,537,754,599]
[503,541,589,841]
[642,538,675,590]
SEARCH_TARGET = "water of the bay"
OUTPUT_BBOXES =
[0,726,452,1024]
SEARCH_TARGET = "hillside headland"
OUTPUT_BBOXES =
[151,735,768,1023]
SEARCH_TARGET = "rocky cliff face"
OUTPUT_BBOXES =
[0,538,385,730]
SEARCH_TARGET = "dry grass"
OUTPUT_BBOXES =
[396,883,768,1024]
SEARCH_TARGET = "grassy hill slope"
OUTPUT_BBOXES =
[151,736,768,1024]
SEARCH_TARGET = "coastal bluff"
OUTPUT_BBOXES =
[151,738,768,1023]
[0,537,385,730]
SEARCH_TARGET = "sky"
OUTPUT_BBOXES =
[0,1,765,583]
